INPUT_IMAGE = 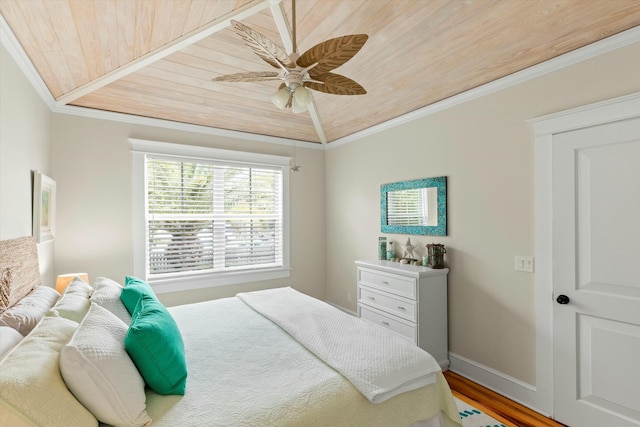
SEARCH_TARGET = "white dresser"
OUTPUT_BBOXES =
[355,260,449,369]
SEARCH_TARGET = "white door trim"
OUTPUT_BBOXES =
[528,91,640,416]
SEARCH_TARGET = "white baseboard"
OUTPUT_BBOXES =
[448,352,548,416]
[326,301,357,316]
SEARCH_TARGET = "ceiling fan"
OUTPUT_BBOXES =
[212,0,368,114]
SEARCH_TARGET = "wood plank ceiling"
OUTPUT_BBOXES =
[2,0,640,144]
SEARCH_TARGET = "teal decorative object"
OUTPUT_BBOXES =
[386,241,395,260]
[381,176,447,236]
[378,237,387,260]
[125,295,187,395]
[120,276,187,395]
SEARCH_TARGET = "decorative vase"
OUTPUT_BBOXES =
[386,241,395,260]
[378,237,387,260]
[426,243,446,269]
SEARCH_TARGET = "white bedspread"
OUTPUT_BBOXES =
[237,287,441,403]
[142,296,462,427]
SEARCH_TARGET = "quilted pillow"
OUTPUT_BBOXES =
[125,294,187,395]
[0,315,98,427]
[63,276,93,296]
[50,277,93,323]
[60,303,152,427]
[90,277,132,325]
[0,326,23,359]
[0,286,60,335]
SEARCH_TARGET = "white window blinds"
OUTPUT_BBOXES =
[387,187,437,226]
[146,156,283,278]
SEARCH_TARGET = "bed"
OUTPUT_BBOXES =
[0,236,462,427]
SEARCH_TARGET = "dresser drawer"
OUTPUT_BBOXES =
[359,269,417,299]
[359,306,417,343]
[356,260,449,369]
[359,287,417,322]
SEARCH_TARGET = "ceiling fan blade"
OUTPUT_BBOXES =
[297,34,368,76]
[230,20,295,71]
[212,71,280,82]
[304,73,366,96]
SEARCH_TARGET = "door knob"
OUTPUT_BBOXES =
[556,294,570,305]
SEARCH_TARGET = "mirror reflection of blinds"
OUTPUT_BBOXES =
[387,188,436,226]
[146,156,283,277]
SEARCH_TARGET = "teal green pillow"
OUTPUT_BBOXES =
[120,276,155,314]
[124,275,151,288]
[124,294,187,395]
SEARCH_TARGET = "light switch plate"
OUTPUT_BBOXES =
[515,256,534,273]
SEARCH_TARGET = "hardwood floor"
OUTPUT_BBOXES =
[443,371,567,427]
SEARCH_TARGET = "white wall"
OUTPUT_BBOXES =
[51,114,326,306]
[0,44,54,285]
[325,41,640,387]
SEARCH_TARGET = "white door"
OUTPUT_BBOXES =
[552,117,640,427]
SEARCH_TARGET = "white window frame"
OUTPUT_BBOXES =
[131,138,290,294]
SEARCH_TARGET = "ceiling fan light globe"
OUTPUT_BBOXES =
[291,100,308,114]
[293,86,313,108]
[271,87,290,110]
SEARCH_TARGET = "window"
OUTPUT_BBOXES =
[132,139,290,293]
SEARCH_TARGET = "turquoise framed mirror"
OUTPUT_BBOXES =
[381,176,447,236]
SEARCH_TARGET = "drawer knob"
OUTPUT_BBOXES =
[368,296,376,301]
[381,281,390,285]
[381,321,390,326]
[397,306,406,310]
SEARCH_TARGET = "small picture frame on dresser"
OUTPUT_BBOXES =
[32,171,56,243]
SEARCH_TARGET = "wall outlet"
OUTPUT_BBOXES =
[347,292,352,302]
[515,256,534,273]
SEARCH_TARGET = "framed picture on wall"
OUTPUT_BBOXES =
[32,171,56,243]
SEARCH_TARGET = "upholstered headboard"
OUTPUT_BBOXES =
[0,236,41,311]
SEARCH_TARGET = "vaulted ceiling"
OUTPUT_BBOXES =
[2,0,640,144]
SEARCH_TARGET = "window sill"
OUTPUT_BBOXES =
[146,267,291,294]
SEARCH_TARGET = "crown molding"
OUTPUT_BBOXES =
[54,104,324,150]
[0,14,55,111]
[2,11,639,151]
[328,25,640,149]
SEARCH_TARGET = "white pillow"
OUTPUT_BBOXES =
[60,303,152,427]
[0,315,98,427]
[0,326,23,359]
[63,277,93,296]
[0,286,60,335]
[50,278,93,323]
[90,277,132,325]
